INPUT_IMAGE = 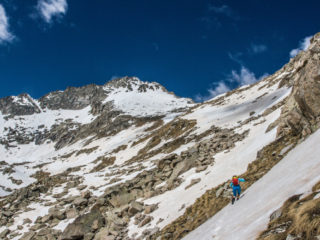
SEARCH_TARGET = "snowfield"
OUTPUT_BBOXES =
[184,80,291,133]
[103,80,194,117]
[183,129,320,240]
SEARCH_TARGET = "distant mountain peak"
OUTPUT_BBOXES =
[105,76,164,93]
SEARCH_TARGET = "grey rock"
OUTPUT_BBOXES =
[50,208,66,220]
[185,178,201,190]
[270,208,282,221]
[2,211,13,217]
[81,190,91,199]
[0,229,10,238]
[144,204,158,214]
[20,231,36,240]
[84,232,95,240]
[61,208,104,240]
[77,185,87,190]
[66,208,79,219]
[73,197,88,207]
[286,234,298,240]
[195,165,207,173]
[37,228,51,236]
[93,228,111,240]
[138,216,153,227]
[0,94,41,116]
[215,187,224,198]
[41,214,52,223]
[128,201,144,216]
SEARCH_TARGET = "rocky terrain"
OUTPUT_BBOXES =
[0,33,320,240]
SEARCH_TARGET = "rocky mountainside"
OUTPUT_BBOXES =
[0,33,320,240]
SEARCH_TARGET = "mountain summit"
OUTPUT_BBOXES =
[0,76,193,117]
[0,33,320,240]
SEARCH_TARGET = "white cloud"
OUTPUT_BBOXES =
[251,44,267,54]
[228,66,259,86]
[209,82,231,97]
[208,4,239,21]
[228,52,243,65]
[209,4,233,17]
[37,0,68,23]
[195,67,268,102]
[289,36,312,58]
[0,4,14,44]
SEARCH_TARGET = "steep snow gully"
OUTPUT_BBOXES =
[183,129,320,240]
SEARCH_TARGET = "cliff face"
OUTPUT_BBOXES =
[0,34,320,240]
[277,33,320,138]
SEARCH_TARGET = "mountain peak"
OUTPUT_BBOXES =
[105,76,165,93]
[102,76,194,117]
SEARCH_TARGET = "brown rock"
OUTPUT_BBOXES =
[61,208,104,240]
[20,231,36,240]
[73,197,88,207]
[138,216,153,227]
[23,218,32,224]
[185,178,201,189]
[66,208,78,219]
[144,204,158,214]
[195,165,207,173]
[81,190,91,199]
[37,228,51,236]
[0,229,10,238]
[84,232,95,240]
[128,201,144,216]
[93,228,112,240]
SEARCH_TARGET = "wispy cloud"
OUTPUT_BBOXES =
[37,0,68,24]
[289,35,312,58]
[228,66,264,86]
[195,66,268,102]
[200,3,239,31]
[0,4,14,44]
[209,4,233,17]
[250,44,267,54]
[208,4,239,20]
[152,42,159,51]
[228,52,243,65]
[200,16,221,29]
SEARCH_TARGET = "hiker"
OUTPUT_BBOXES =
[230,175,245,204]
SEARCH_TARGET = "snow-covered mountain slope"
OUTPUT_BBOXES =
[0,77,194,197]
[103,77,193,117]
[152,33,320,240]
[127,73,292,238]
[183,128,320,240]
[0,33,320,240]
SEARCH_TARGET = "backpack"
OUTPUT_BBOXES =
[232,178,239,186]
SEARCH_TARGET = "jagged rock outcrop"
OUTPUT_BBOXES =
[0,94,41,116]
[61,205,104,240]
[39,84,107,110]
[277,33,320,137]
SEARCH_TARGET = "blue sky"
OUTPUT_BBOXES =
[0,0,320,101]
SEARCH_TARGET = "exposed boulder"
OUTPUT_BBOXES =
[61,207,104,240]
[128,201,144,216]
[93,228,113,240]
